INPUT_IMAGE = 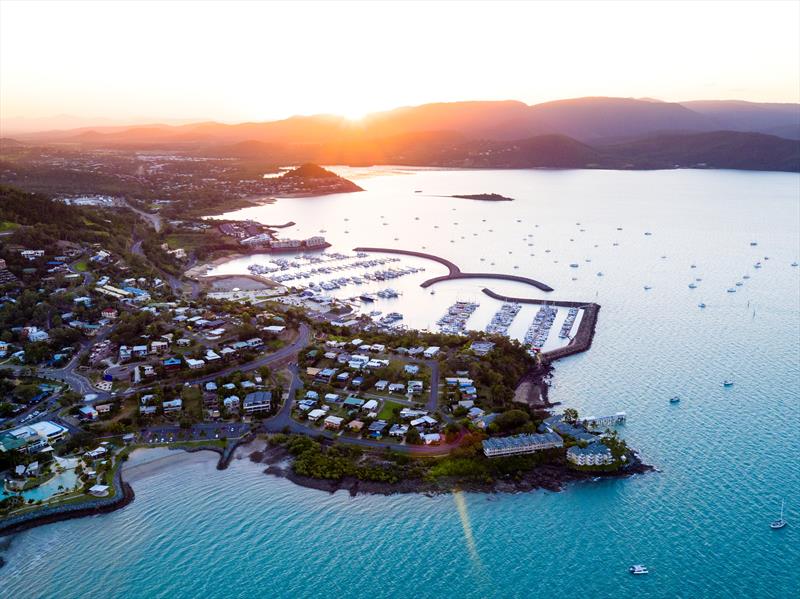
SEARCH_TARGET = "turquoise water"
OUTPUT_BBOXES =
[2,168,799,598]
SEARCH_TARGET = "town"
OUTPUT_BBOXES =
[0,175,638,531]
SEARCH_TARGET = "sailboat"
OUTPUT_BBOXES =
[770,500,787,530]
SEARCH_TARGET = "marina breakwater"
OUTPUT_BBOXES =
[352,247,554,292]
[480,288,600,362]
[0,465,134,537]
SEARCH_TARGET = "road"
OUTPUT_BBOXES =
[185,324,311,387]
[261,362,458,456]
[123,200,162,233]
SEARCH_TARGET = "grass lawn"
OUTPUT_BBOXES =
[0,220,19,232]
[73,261,88,272]
[377,400,405,420]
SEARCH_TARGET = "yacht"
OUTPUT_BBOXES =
[722,380,734,387]
[688,283,697,289]
[750,241,758,246]
[770,500,787,530]
[629,565,649,575]
[698,302,707,308]
[735,281,743,287]
[570,263,579,268]
[644,285,652,290]
[644,232,652,236]
[727,288,737,293]
[597,272,603,277]
[670,396,681,404]
[792,262,798,267]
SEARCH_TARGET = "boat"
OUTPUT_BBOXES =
[570,263,579,268]
[727,288,736,293]
[688,283,697,289]
[750,241,758,246]
[792,262,798,267]
[699,302,707,308]
[722,380,734,387]
[670,396,681,404]
[629,565,649,575]
[644,285,652,290]
[597,272,603,277]
[770,500,787,530]
[735,281,743,287]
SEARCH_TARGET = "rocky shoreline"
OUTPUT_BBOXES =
[251,445,653,498]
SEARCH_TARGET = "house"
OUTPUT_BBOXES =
[78,405,98,421]
[370,344,386,353]
[96,403,113,415]
[101,308,118,320]
[297,399,317,412]
[467,407,486,420]
[223,396,241,410]
[243,391,271,415]
[205,349,221,361]
[389,424,408,437]
[343,396,365,408]
[348,420,365,432]
[422,433,442,445]
[423,346,440,358]
[368,420,388,437]
[350,338,364,347]
[163,357,182,370]
[185,358,205,369]
[470,340,495,356]
[205,382,218,392]
[366,359,389,369]
[305,390,319,401]
[374,380,389,391]
[351,376,364,388]
[85,446,107,460]
[307,408,327,422]
[150,340,169,354]
[323,415,344,430]
[163,399,183,413]
[336,372,350,383]
[566,442,614,466]
[142,364,156,377]
[315,368,337,383]
[245,337,264,349]
[388,383,406,394]
[362,399,378,412]
[410,415,439,430]
[407,380,424,394]
[132,345,148,358]
[177,338,191,347]
[404,364,420,375]
[263,325,285,335]
[324,393,340,403]
[119,346,132,361]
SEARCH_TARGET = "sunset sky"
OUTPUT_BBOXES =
[1,0,799,128]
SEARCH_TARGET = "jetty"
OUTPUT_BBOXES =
[353,247,554,292]
[481,288,601,363]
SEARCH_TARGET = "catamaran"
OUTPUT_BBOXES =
[629,565,649,575]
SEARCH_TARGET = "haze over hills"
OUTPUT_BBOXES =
[3,97,799,172]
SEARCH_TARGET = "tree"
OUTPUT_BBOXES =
[405,427,422,445]
[562,408,579,424]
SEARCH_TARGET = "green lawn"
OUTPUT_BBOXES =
[73,261,88,272]
[0,220,19,232]
[377,400,405,420]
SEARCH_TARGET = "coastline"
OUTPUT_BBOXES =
[250,444,653,498]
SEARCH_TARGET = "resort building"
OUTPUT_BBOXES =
[482,432,564,457]
[566,442,614,466]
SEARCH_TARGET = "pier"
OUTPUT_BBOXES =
[481,288,601,363]
[352,247,554,292]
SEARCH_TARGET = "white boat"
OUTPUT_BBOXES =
[770,500,787,530]
[722,380,734,387]
[629,564,649,575]
[644,285,652,290]
[735,281,743,287]
[727,288,736,293]
[670,396,681,404]
[688,283,697,289]
[698,302,707,308]
[792,262,798,267]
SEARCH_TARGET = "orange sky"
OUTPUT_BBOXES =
[1,0,798,128]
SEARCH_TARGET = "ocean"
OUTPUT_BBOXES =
[2,167,799,598]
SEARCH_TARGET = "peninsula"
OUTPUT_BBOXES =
[450,193,514,202]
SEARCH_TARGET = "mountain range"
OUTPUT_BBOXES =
[4,97,800,171]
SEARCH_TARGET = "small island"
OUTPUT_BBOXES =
[450,193,515,202]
